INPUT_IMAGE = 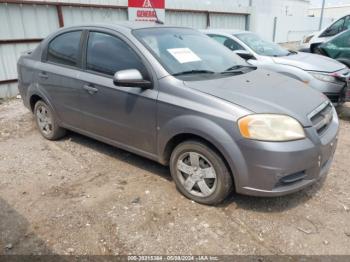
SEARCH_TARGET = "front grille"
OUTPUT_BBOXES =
[309,101,333,135]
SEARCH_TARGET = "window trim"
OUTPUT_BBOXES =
[43,29,85,70]
[83,29,153,82]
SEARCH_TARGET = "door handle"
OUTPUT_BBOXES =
[38,72,48,79]
[83,84,98,94]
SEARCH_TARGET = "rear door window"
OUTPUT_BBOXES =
[47,31,82,67]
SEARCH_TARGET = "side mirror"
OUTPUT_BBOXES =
[113,69,152,89]
[233,50,256,60]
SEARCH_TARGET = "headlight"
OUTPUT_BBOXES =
[238,114,305,142]
[310,72,337,83]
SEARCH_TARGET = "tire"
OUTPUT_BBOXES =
[34,100,66,140]
[170,140,233,205]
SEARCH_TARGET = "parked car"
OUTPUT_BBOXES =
[315,29,350,67]
[300,14,350,53]
[204,29,350,106]
[18,23,339,205]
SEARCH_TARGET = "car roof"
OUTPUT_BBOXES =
[201,29,253,35]
[61,22,192,31]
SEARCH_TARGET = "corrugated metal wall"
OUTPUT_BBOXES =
[0,0,250,98]
[0,42,38,80]
[165,11,208,29]
[209,13,247,29]
[0,4,59,39]
[0,2,128,98]
[166,12,247,30]
[62,6,127,26]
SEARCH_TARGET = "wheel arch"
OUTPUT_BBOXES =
[29,94,43,112]
[310,42,321,53]
[27,89,63,125]
[158,115,247,191]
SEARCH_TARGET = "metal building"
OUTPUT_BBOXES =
[0,0,254,98]
[1,0,312,98]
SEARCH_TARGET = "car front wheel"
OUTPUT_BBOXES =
[170,140,233,205]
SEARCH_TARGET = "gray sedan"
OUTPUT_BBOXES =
[204,29,349,106]
[17,23,338,205]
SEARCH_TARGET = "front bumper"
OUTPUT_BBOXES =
[309,68,350,105]
[234,109,339,197]
[309,78,347,106]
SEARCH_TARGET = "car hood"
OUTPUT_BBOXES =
[272,52,345,72]
[184,69,327,127]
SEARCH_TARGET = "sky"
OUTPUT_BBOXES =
[310,0,350,7]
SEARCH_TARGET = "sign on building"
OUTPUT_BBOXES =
[128,0,165,22]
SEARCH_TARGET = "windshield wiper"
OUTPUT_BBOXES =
[172,70,215,76]
[221,65,256,74]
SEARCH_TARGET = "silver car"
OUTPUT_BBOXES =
[18,23,339,205]
[204,29,350,106]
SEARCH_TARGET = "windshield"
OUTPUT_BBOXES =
[133,27,248,78]
[235,33,290,57]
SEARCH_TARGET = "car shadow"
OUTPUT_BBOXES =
[0,198,53,255]
[62,131,325,213]
[62,131,171,181]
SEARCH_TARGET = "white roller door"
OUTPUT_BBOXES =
[209,13,247,30]
[165,11,208,29]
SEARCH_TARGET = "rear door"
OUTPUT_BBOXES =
[76,30,158,155]
[36,30,86,128]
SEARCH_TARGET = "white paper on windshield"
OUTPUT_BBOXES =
[167,48,201,64]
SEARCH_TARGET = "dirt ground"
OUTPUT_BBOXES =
[0,98,350,256]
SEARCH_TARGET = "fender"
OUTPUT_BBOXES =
[336,58,350,68]
[157,114,249,190]
[27,83,64,125]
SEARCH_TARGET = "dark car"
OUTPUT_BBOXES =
[316,29,350,67]
[17,23,339,205]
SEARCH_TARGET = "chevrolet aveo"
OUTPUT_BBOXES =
[17,23,339,205]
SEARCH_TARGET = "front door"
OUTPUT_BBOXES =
[76,31,158,156]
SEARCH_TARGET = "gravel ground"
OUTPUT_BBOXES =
[0,99,349,255]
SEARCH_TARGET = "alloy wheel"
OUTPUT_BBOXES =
[36,105,53,136]
[176,152,217,197]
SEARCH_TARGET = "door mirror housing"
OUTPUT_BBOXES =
[113,69,152,89]
[233,50,256,60]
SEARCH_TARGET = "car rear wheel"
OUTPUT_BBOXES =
[34,100,66,140]
[170,140,233,205]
